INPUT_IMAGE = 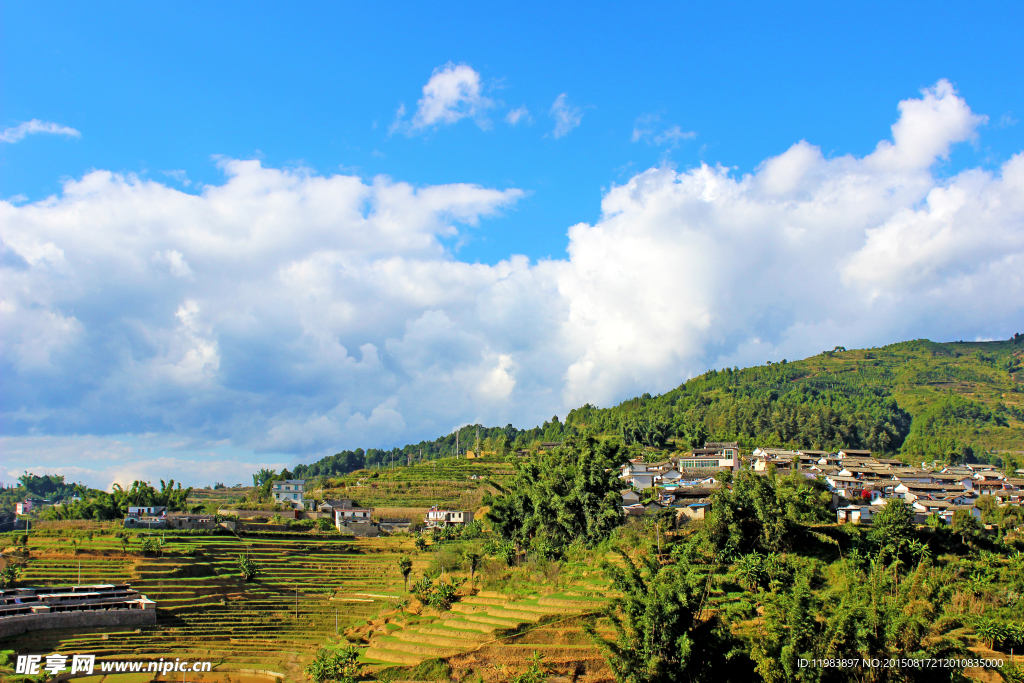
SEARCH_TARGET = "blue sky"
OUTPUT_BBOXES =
[3,2,1024,488]
[7,1,1023,262]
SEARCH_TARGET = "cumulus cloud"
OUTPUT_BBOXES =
[2,79,1022,485]
[394,63,494,134]
[550,93,583,138]
[1,119,81,143]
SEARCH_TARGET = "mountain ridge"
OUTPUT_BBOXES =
[290,336,1024,479]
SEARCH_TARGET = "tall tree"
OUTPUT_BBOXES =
[486,434,627,554]
[586,541,746,683]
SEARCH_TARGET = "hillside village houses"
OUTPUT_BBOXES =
[127,505,166,517]
[425,507,474,528]
[272,479,306,509]
[619,442,1021,527]
[327,499,375,532]
[619,441,740,491]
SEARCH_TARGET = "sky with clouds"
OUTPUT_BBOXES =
[2,2,1023,489]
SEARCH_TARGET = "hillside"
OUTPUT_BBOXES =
[290,337,1024,484]
[1,522,616,682]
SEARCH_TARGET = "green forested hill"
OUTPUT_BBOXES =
[291,336,1024,479]
[562,337,1024,468]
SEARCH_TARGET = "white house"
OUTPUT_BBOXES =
[334,506,374,531]
[658,469,683,484]
[621,469,656,489]
[272,479,306,509]
[425,507,474,528]
[826,475,864,498]
[837,504,884,524]
[680,442,740,471]
[127,505,167,517]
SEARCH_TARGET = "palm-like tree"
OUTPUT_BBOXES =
[734,552,764,592]
[398,556,413,592]
[462,550,481,581]
[906,538,931,567]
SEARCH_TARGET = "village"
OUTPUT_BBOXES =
[618,441,1023,526]
[11,439,1023,539]
[63,440,999,542]
[114,478,474,538]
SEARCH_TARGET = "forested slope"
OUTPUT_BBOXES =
[292,336,1024,479]
[563,337,1024,466]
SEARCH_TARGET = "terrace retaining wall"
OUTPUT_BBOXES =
[0,608,156,639]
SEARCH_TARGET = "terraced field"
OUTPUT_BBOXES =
[324,457,514,510]
[3,532,420,678]
[359,590,608,667]
[2,528,617,681]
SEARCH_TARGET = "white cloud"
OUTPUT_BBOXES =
[632,114,695,146]
[162,169,192,187]
[1,119,81,143]
[395,63,494,135]
[655,125,697,146]
[153,249,193,278]
[550,94,583,138]
[506,106,531,126]
[0,434,289,490]
[3,80,1022,482]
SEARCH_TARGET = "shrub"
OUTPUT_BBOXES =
[427,579,460,611]
[304,645,361,683]
[238,554,260,581]
[0,565,22,588]
[413,575,433,603]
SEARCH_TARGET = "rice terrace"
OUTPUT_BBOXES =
[1,457,621,682]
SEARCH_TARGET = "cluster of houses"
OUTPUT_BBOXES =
[753,447,1023,524]
[618,442,739,520]
[121,478,474,537]
[14,496,83,517]
[122,506,221,530]
[617,442,1024,527]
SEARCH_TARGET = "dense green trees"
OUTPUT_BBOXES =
[17,473,81,501]
[558,360,914,455]
[901,394,1008,463]
[746,556,972,683]
[587,542,746,683]
[703,470,833,557]
[868,500,915,549]
[591,467,1019,683]
[40,479,193,521]
[486,434,627,555]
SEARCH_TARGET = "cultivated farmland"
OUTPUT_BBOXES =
[0,524,615,682]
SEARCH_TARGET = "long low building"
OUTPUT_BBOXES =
[0,584,156,639]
